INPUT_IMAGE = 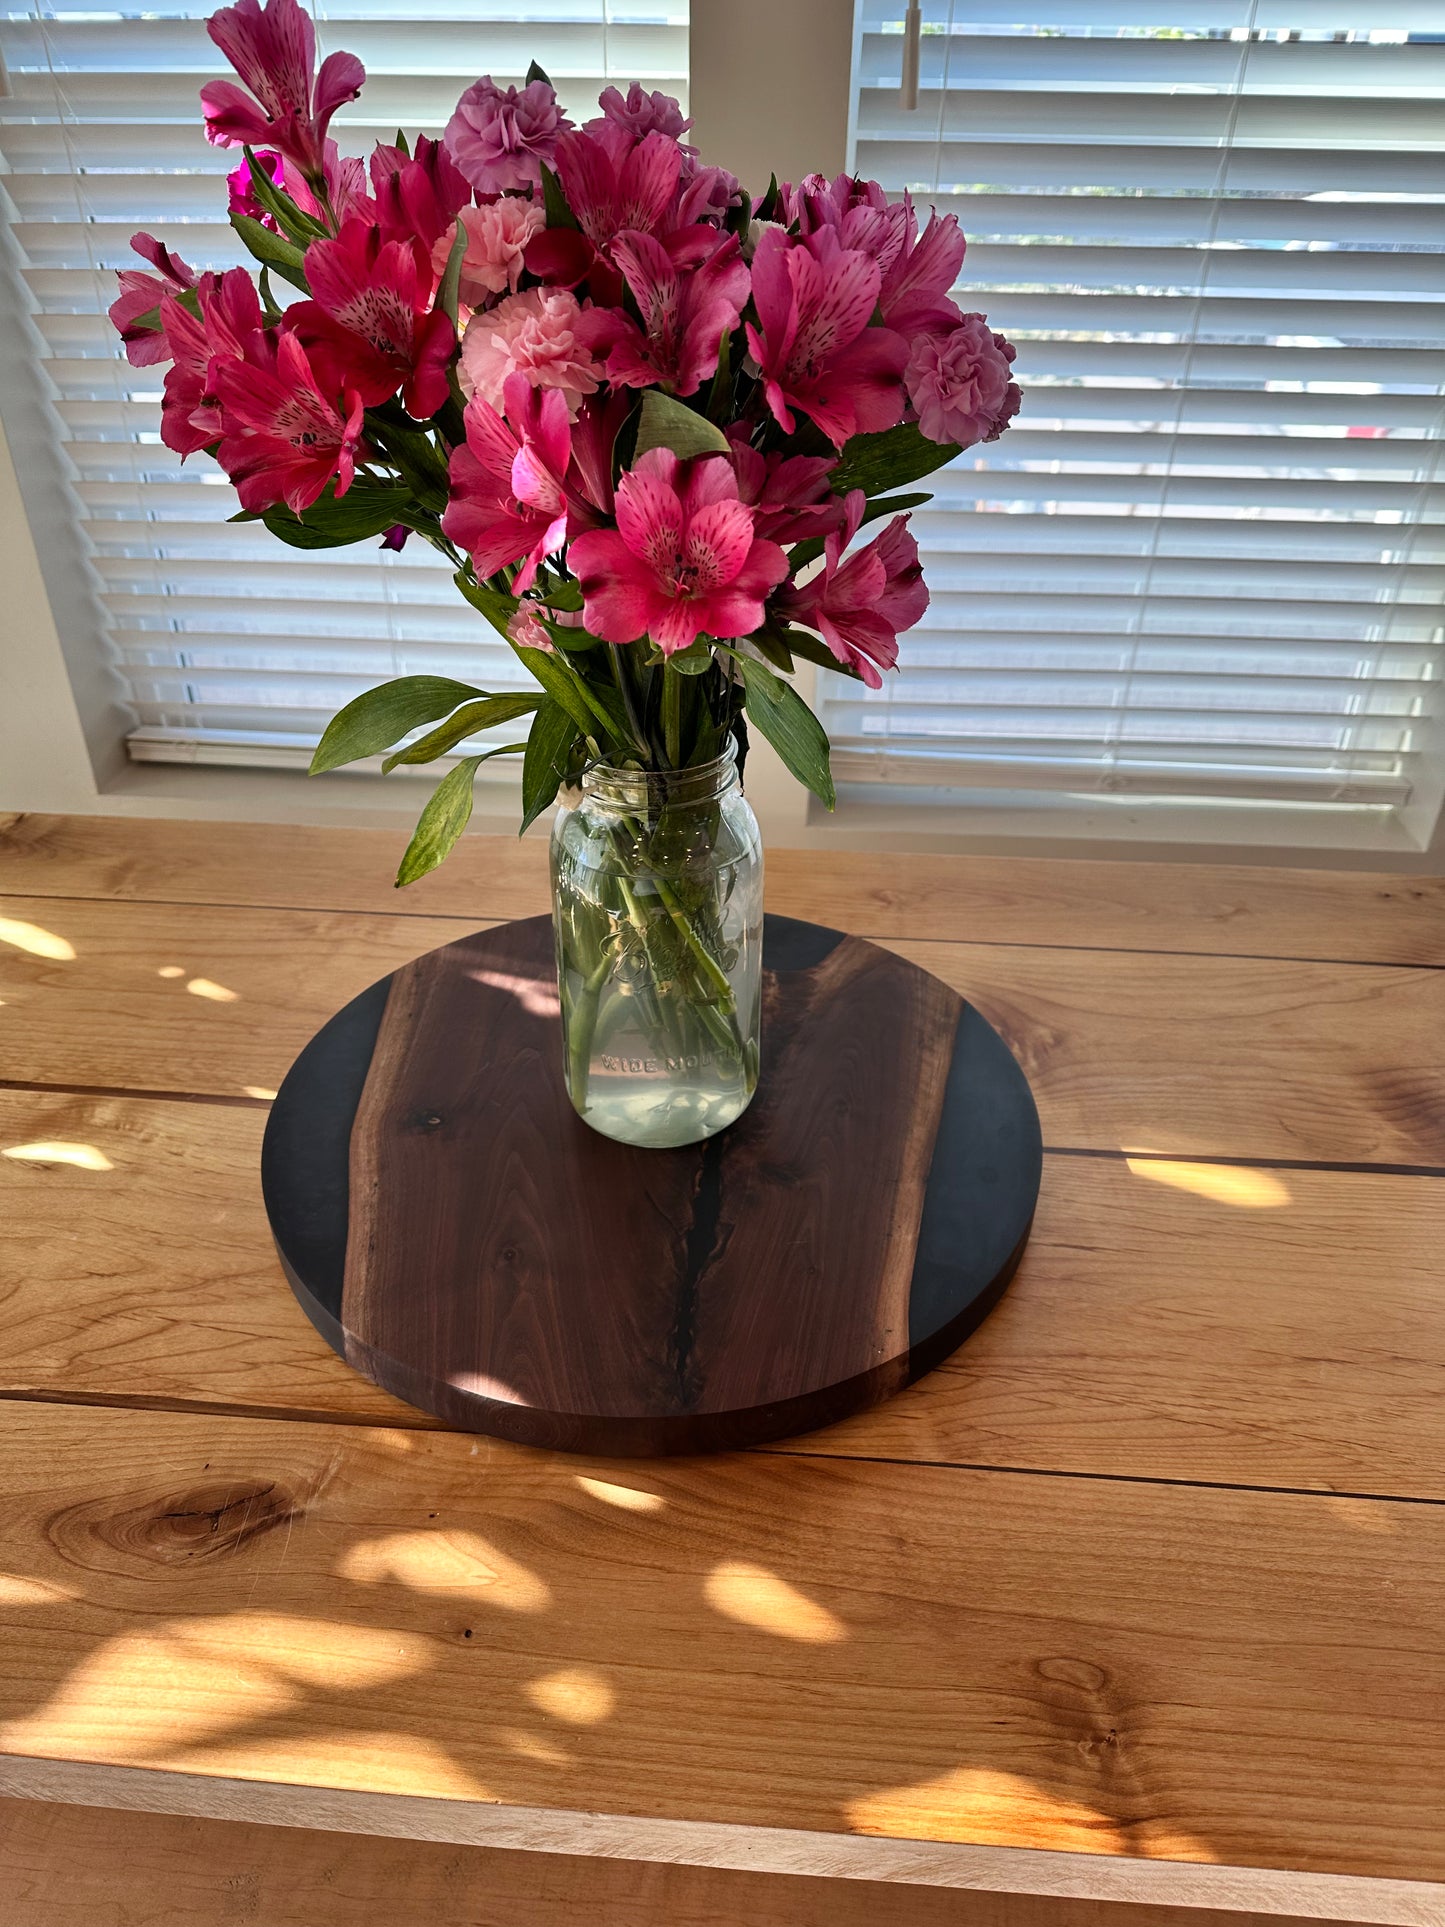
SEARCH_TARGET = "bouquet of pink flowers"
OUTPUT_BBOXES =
[112,0,1019,883]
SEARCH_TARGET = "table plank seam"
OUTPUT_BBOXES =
[8,1080,1443,1181]
[2,888,1440,973]
[764,1447,1445,1510]
[5,1392,1442,1512]
[0,1079,273,1110]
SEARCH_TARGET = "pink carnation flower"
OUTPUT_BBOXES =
[569,448,789,655]
[589,83,693,148]
[906,314,1020,449]
[433,199,546,308]
[444,75,569,194]
[459,287,603,420]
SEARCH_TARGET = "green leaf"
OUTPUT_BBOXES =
[435,215,468,332]
[768,623,864,680]
[382,694,542,771]
[229,212,309,293]
[393,128,410,157]
[539,160,580,231]
[634,391,730,463]
[261,482,415,551]
[396,756,483,886]
[750,628,795,674]
[786,490,933,571]
[526,59,553,87]
[663,637,715,677]
[738,657,835,810]
[517,643,631,747]
[830,424,960,499]
[244,147,327,245]
[309,675,484,775]
[706,324,737,423]
[755,173,781,222]
[452,570,519,639]
[520,697,580,834]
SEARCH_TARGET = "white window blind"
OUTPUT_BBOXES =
[0,3,688,770]
[833,3,1445,827]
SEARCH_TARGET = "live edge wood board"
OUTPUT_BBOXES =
[262,914,1042,1453]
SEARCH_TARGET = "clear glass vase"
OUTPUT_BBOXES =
[550,740,763,1149]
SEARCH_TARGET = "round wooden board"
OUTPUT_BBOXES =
[261,914,1042,1456]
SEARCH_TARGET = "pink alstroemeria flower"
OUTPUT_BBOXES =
[370,135,471,257]
[442,374,583,590]
[213,327,364,514]
[108,233,197,367]
[444,76,570,195]
[555,122,683,256]
[745,225,908,448]
[727,433,845,545]
[202,0,364,185]
[291,218,454,418]
[777,172,908,278]
[775,491,927,689]
[881,204,968,335]
[569,448,789,654]
[593,225,749,397]
[157,268,264,455]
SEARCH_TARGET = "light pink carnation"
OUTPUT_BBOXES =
[906,313,1020,448]
[459,286,603,419]
[444,75,569,194]
[433,199,546,308]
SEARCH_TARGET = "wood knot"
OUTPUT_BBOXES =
[48,1480,303,1574]
[1037,1656,1108,1694]
[406,1110,445,1133]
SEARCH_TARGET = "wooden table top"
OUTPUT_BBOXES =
[2,812,1443,1926]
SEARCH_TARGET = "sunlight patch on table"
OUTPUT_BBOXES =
[525,1666,615,1725]
[339,1529,551,1612]
[575,1475,665,1512]
[1124,1156,1290,1209]
[847,1765,1219,1861]
[704,1561,847,1644]
[186,977,239,1003]
[3,1141,113,1172]
[0,1574,82,1605]
[0,917,75,961]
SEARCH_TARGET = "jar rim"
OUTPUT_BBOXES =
[581,736,740,806]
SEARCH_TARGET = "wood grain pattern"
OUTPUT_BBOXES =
[5,811,1442,963]
[887,939,1445,1167]
[0,895,478,1097]
[5,1090,1444,1499]
[330,918,992,1450]
[7,895,1442,1166]
[6,1797,1436,1927]
[1,1402,1443,1881]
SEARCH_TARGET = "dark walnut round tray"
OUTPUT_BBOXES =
[261,914,1042,1456]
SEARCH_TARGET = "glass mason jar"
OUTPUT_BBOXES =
[550,740,763,1149]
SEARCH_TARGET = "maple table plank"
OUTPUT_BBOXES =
[3,1090,1443,1500]
[4,811,1443,963]
[1,1402,1444,1884]
[3,896,1441,1163]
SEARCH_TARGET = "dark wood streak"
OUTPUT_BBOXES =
[264,916,1040,1455]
